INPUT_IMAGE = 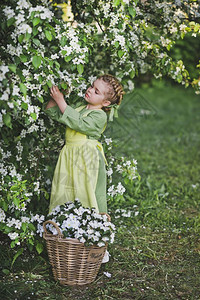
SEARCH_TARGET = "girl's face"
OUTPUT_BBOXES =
[85,79,111,109]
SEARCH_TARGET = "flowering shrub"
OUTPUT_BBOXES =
[0,180,45,254]
[40,199,115,247]
[71,0,200,92]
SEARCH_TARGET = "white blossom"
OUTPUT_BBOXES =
[0,208,6,222]
[3,7,15,19]
[8,232,19,240]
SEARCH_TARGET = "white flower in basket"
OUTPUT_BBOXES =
[42,199,115,285]
[43,198,115,247]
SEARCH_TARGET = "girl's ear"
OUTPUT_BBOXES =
[103,100,111,107]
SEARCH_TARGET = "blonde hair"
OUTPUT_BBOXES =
[98,74,124,111]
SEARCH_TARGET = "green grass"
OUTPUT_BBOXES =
[1,82,200,299]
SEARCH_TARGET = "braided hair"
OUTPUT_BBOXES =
[98,74,124,111]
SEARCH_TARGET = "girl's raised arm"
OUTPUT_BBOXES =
[46,98,57,109]
[50,86,67,113]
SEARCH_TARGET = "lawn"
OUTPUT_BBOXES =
[1,81,200,299]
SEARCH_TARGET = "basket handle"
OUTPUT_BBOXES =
[100,213,111,222]
[43,220,63,237]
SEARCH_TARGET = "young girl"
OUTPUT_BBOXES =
[45,74,124,214]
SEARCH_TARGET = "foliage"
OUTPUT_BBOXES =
[0,179,45,254]
[170,34,200,80]
[70,0,200,90]
[42,199,115,247]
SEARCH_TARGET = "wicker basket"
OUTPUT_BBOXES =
[43,214,110,286]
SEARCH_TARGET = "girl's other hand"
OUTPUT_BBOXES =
[50,86,65,104]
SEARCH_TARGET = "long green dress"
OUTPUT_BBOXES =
[45,104,108,214]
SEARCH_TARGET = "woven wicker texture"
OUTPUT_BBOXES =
[43,215,110,286]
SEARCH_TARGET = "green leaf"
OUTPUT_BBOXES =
[118,50,124,58]
[38,96,44,103]
[33,38,40,46]
[42,84,48,92]
[48,60,53,67]
[130,69,135,79]
[29,223,36,231]
[61,82,68,90]
[11,248,24,268]
[32,56,42,69]
[181,32,185,39]
[61,36,67,47]
[36,242,44,254]
[8,64,16,73]
[28,238,34,246]
[32,27,38,36]
[20,54,28,63]
[31,11,36,19]
[194,24,199,32]
[24,32,31,41]
[30,113,37,120]
[10,185,18,191]
[177,74,183,83]
[19,83,27,96]
[2,201,8,211]
[2,269,10,275]
[4,227,13,234]
[115,41,119,48]
[3,113,12,129]
[64,56,72,62]
[61,50,67,56]
[114,0,121,6]
[28,223,35,231]
[13,197,20,208]
[44,190,49,199]
[38,75,43,83]
[10,241,16,248]
[22,223,27,232]
[16,69,25,82]
[55,61,60,69]
[45,30,52,41]
[129,7,136,18]
[18,34,24,43]
[46,80,52,88]
[77,64,84,75]
[167,44,171,51]
[7,17,15,27]
[21,102,28,110]
[33,17,41,26]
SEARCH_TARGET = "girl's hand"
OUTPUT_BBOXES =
[50,85,67,113]
[50,86,65,104]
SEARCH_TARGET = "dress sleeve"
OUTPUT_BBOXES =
[45,105,107,136]
[44,105,63,121]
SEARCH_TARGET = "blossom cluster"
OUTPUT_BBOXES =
[40,199,115,247]
[72,0,200,92]
[102,136,140,201]
[0,179,45,251]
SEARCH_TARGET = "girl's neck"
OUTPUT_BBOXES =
[86,104,102,110]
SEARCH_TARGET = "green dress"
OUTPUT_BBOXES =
[45,104,108,214]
